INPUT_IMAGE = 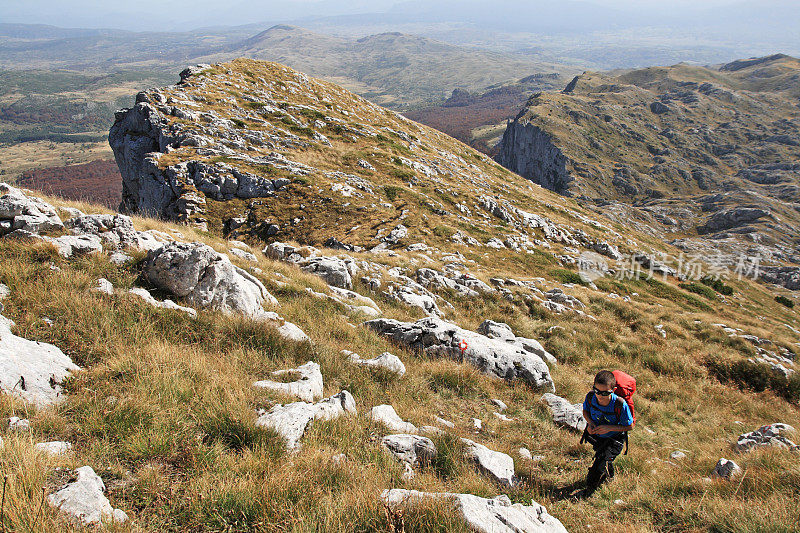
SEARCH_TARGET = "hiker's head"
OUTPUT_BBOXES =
[593,370,616,406]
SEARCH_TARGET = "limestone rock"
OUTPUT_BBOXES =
[477,320,556,365]
[47,234,104,258]
[301,257,353,289]
[255,390,356,451]
[370,405,418,433]
[0,184,63,234]
[382,489,568,533]
[253,361,323,402]
[48,466,128,526]
[735,423,797,453]
[65,213,165,251]
[713,458,741,479]
[364,317,555,391]
[34,441,73,456]
[8,416,30,432]
[382,434,437,467]
[143,242,278,318]
[0,314,79,406]
[461,438,516,487]
[541,393,587,432]
[128,287,197,318]
[345,351,406,376]
[93,278,114,296]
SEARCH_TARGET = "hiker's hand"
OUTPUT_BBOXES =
[594,425,613,435]
[586,422,597,434]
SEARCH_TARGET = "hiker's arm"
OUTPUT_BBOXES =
[594,424,633,435]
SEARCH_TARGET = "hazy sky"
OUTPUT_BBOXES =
[0,0,750,31]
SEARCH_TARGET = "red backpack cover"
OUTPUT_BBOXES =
[612,370,636,425]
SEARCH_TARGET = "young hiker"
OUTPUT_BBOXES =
[580,370,635,496]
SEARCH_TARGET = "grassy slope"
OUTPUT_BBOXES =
[0,189,798,531]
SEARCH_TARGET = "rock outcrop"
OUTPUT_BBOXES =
[364,317,555,391]
[496,119,572,194]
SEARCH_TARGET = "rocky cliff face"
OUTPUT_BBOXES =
[496,117,571,194]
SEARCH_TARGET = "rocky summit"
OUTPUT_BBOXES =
[0,58,799,532]
[497,54,800,291]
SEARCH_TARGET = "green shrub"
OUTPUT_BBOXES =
[775,295,795,308]
[700,276,734,295]
[384,185,403,201]
[681,282,716,299]
[705,358,800,403]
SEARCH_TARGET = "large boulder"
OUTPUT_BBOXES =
[364,317,555,391]
[698,207,772,234]
[143,242,278,317]
[381,489,568,533]
[48,466,128,526]
[0,314,79,406]
[477,320,556,365]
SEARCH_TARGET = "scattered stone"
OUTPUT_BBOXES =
[472,418,483,431]
[735,423,797,453]
[48,466,128,526]
[143,242,278,317]
[518,447,533,460]
[8,416,30,432]
[65,213,165,251]
[253,361,323,402]
[381,489,568,533]
[93,278,114,296]
[34,441,73,456]
[0,314,79,406]
[540,393,587,432]
[461,438,516,487]
[435,416,455,429]
[713,458,741,479]
[494,412,513,422]
[654,324,667,338]
[345,350,406,376]
[490,398,508,411]
[255,390,356,451]
[670,451,687,460]
[257,311,311,342]
[370,405,418,433]
[364,317,555,391]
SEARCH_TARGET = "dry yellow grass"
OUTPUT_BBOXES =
[0,187,797,531]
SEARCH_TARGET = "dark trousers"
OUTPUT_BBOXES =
[582,431,626,490]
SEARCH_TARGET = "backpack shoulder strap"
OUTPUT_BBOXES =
[613,397,624,423]
[585,391,595,407]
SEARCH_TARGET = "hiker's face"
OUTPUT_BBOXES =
[593,382,613,406]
